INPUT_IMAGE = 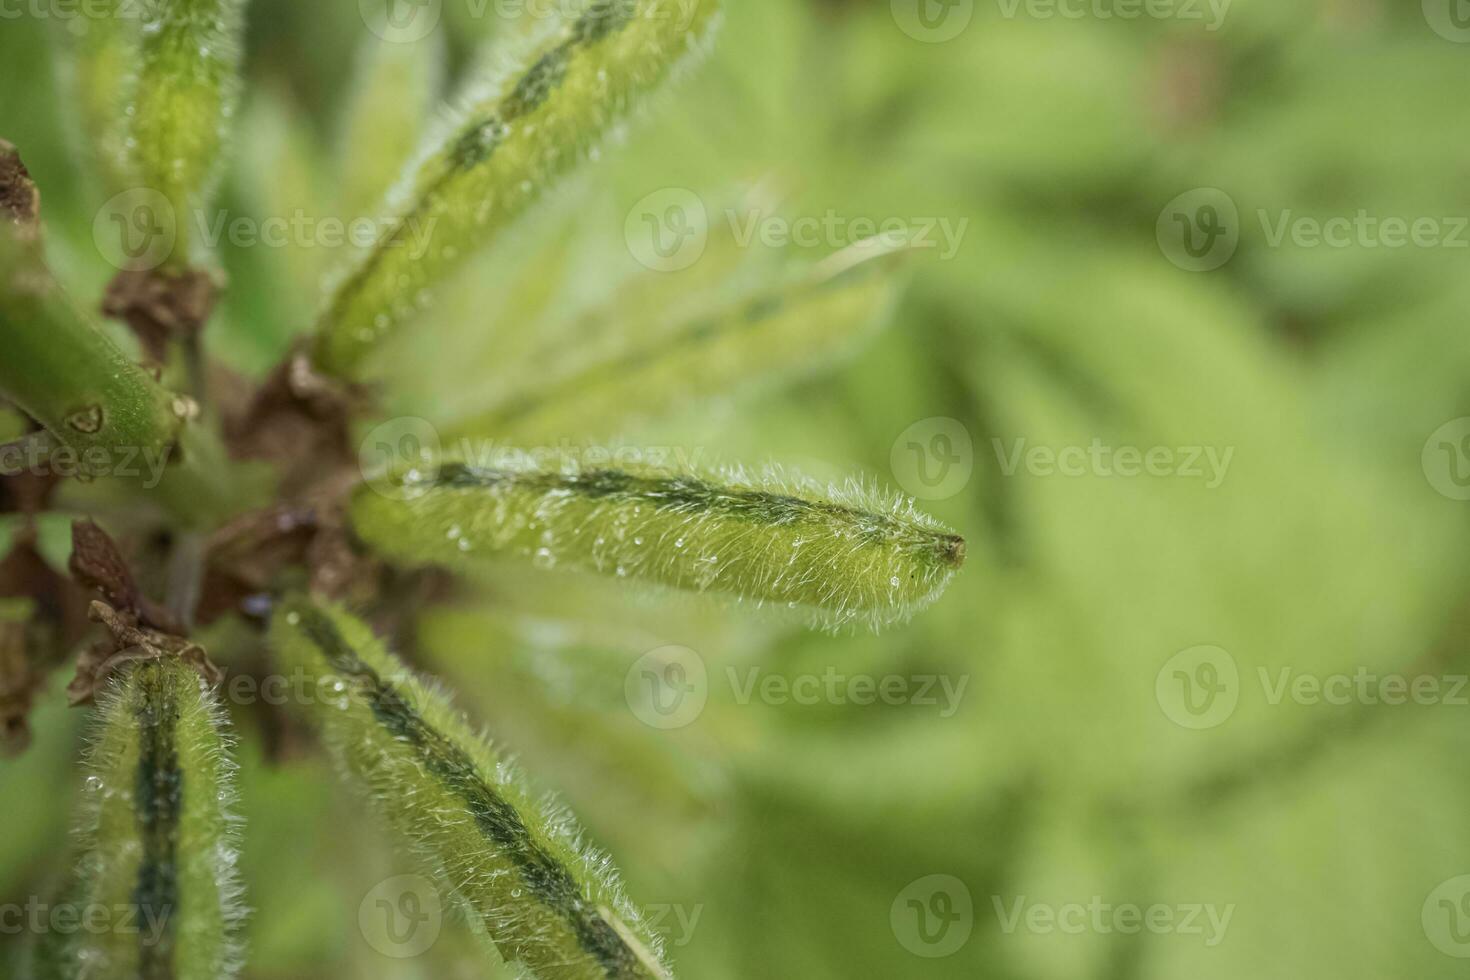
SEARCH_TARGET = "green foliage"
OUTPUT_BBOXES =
[350,459,965,630]
[335,26,444,223]
[61,659,243,980]
[270,596,671,980]
[311,0,723,379]
[453,236,910,442]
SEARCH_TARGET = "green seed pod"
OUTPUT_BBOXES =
[269,596,672,980]
[125,0,246,265]
[53,0,138,194]
[68,658,244,980]
[455,237,911,443]
[311,0,723,379]
[350,459,966,630]
[336,26,444,223]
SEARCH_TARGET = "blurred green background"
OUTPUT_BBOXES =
[5,0,1470,977]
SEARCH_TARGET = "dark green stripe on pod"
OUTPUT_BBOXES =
[350,461,966,630]
[67,659,244,980]
[270,596,671,980]
[311,0,722,379]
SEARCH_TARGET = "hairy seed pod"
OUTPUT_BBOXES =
[125,0,246,265]
[350,459,966,630]
[270,596,672,980]
[68,658,244,980]
[311,0,723,379]
[456,236,912,442]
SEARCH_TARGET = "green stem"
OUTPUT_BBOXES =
[0,229,231,526]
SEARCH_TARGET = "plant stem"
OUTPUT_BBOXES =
[0,226,232,526]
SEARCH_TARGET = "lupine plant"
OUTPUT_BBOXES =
[0,0,964,977]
